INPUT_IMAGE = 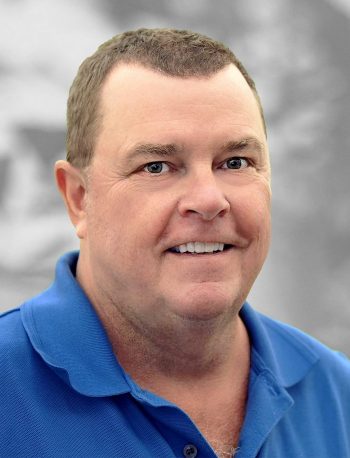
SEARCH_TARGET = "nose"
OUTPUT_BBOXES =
[177,171,230,221]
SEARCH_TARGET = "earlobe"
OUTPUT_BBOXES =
[54,160,87,239]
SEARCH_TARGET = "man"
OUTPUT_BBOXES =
[1,28,349,458]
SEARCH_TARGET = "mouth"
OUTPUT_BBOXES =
[167,242,234,254]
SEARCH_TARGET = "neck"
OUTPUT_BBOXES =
[93,293,250,391]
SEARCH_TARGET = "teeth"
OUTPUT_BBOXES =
[179,244,187,253]
[174,242,225,254]
[187,242,195,253]
[194,242,205,253]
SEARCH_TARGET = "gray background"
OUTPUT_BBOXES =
[0,0,349,354]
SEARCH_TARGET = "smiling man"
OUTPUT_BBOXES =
[1,29,349,458]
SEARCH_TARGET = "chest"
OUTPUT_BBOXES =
[188,397,246,457]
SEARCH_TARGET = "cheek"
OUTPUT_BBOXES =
[234,186,271,243]
[87,187,175,253]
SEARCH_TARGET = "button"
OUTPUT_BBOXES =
[183,444,198,458]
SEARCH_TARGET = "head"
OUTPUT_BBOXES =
[56,28,271,340]
[66,28,266,169]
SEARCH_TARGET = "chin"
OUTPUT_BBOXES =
[169,287,241,323]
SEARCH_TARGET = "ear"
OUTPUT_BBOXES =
[55,160,88,239]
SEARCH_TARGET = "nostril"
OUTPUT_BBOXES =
[177,191,230,221]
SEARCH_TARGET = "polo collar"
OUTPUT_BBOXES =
[240,303,319,388]
[237,305,319,457]
[21,251,131,397]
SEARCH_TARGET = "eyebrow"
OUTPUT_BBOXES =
[220,137,265,159]
[126,143,180,162]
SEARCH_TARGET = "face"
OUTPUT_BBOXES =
[78,63,271,330]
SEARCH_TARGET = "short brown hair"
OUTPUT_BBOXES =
[66,28,266,168]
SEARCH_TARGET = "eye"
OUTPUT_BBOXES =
[143,162,170,174]
[222,157,249,170]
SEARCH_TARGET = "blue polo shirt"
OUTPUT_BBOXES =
[1,251,349,457]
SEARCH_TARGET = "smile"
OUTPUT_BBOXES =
[168,242,233,254]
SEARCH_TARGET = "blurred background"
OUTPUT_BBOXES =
[0,0,349,354]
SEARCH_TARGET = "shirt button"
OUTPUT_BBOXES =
[183,444,198,458]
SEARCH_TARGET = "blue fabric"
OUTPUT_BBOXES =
[1,251,349,458]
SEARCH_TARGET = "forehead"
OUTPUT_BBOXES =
[96,63,267,158]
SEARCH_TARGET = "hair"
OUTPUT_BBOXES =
[66,28,266,168]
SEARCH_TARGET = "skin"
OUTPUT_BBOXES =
[55,63,271,449]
